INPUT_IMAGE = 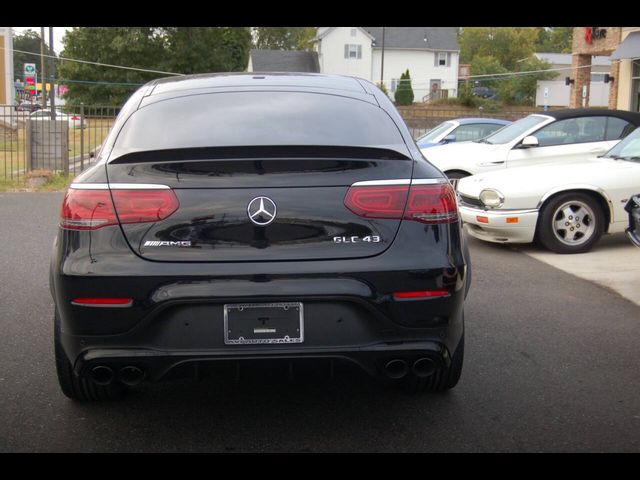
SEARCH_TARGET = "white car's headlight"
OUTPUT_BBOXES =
[479,189,505,209]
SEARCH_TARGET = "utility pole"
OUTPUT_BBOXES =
[380,27,385,87]
[49,27,56,119]
[40,27,47,108]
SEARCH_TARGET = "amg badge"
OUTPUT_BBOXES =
[143,241,192,247]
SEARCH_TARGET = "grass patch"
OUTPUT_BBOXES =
[0,172,73,192]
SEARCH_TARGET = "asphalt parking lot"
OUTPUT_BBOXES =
[1,192,639,452]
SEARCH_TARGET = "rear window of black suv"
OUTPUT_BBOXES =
[110,91,409,159]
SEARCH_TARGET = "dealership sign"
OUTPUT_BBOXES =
[585,27,607,45]
[24,63,37,95]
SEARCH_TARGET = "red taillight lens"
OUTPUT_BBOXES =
[344,183,458,224]
[393,290,450,300]
[405,184,458,224]
[111,190,179,224]
[60,189,117,230]
[71,297,133,307]
[60,188,179,230]
[343,186,408,218]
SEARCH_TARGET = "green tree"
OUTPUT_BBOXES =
[536,27,573,53]
[158,27,252,74]
[394,70,414,105]
[459,27,556,105]
[58,27,252,105]
[459,27,540,71]
[252,27,317,51]
[58,27,166,105]
[12,29,57,82]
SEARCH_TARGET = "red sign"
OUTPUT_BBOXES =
[585,27,607,45]
[585,27,593,44]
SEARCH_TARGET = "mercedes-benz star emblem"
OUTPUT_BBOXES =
[247,196,277,226]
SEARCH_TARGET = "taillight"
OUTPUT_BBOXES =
[60,187,179,230]
[344,182,458,224]
[393,290,450,300]
[71,297,133,307]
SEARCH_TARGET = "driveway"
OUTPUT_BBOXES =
[0,192,639,452]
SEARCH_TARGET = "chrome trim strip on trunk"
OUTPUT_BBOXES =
[351,178,442,187]
[70,183,171,190]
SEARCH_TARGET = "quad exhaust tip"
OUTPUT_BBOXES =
[118,366,146,386]
[89,365,147,386]
[90,365,115,386]
[412,358,436,378]
[384,359,408,379]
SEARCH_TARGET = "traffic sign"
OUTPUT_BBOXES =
[24,63,36,76]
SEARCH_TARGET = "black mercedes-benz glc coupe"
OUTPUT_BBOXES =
[50,73,471,401]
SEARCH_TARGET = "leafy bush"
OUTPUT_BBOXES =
[394,70,414,105]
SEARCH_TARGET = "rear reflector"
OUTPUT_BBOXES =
[60,187,179,230]
[71,297,133,307]
[393,290,450,300]
[344,183,458,224]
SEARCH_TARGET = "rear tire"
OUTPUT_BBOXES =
[404,331,464,393]
[54,309,125,402]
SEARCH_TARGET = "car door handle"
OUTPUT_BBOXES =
[479,161,505,166]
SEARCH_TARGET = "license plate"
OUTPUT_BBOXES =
[224,302,304,345]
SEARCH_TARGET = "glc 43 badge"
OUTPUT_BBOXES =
[333,235,381,243]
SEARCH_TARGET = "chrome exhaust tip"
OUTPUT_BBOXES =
[412,358,436,378]
[90,365,115,386]
[118,366,146,386]
[384,359,408,379]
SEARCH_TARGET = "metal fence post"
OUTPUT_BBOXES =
[80,103,85,172]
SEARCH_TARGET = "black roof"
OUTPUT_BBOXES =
[544,108,640,125]
[249,50,320,73]
[144,72,373,99]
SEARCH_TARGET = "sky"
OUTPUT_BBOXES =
[11,27,72,54]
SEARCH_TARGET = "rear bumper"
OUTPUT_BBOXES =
[51,218,469,381]
[459,205,539,244]
[60,293,464,380]
[77,340,452,381]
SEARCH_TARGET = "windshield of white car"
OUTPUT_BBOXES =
[417,122,455,143]
[603,127,640,161]
[482,115,548,145]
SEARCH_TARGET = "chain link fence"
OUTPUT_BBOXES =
[0,104,119,182]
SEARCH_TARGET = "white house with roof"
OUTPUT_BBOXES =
[535,52,611,107]
[313,27,460,102]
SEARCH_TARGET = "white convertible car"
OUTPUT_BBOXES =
[457,126,640,254]
[422,109,640,188]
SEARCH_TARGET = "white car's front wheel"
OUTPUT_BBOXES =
[538,193,605,254]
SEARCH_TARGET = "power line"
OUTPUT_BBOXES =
[5,45,184,77]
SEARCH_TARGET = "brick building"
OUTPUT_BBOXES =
[570,27,640,111]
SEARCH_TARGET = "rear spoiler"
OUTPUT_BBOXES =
[107,145,412,164]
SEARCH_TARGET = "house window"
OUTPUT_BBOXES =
[351,28,357,37]
[344,44,362,59]
[437,52,448,67]
[391,78,398,92]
